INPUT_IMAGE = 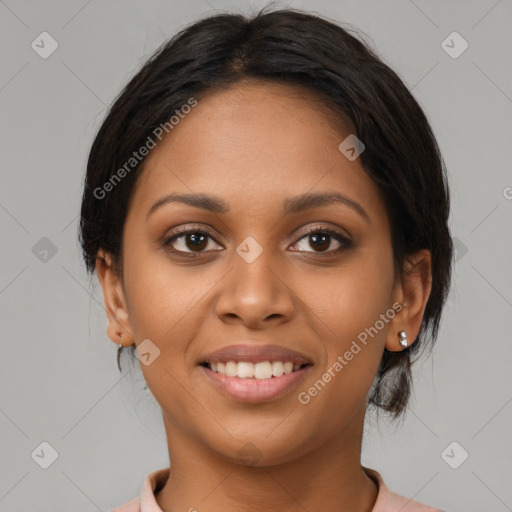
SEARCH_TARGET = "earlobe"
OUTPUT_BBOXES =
[95,249,134,346]
[385,249,432,352]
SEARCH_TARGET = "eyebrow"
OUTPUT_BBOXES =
[146,191,370,223]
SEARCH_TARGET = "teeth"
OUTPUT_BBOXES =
[272,361,284,377]
[254,361,272,379]
[225,361,238,377]
[209,360,304,379]
[237,361,254,378]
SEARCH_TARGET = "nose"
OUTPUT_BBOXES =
[214,247,295,329]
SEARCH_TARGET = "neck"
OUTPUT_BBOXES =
[155,406,378,512]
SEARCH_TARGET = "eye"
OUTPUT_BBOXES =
[290,227,352,254]
[162,227,222,255]
[162,225,352,257]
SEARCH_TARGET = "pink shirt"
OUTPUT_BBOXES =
[111,466,444,511]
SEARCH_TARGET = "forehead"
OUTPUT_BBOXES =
[127,80,386,220]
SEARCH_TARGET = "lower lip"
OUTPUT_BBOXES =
[200,365,312,403]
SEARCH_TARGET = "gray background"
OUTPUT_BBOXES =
[1,0,511,510]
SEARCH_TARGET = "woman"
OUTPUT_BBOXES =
[79,7,452,511]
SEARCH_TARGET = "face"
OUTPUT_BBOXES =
[98,80,429,466]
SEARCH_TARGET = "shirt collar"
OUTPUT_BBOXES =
[136,465,440,511]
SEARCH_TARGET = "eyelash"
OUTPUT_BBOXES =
[161,225,352,257]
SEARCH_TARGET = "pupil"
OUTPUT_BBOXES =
[311,233,329,251]
[187,233,207,251]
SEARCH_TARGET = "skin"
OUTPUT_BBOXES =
[96,79,432,512]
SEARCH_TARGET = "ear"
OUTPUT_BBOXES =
[95,249,134,347]
[385,249,432,352]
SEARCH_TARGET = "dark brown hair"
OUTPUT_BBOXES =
[79,6,453,420]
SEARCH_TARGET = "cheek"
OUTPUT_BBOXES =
[121,252,208,420]
[121,244,202,371]
[123,237,212,338]
[303,240,395,345]
[295,241,394,410]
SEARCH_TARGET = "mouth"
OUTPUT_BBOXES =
[198,343,313,403]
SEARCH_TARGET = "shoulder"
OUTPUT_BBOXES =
[110,467,170,512]
[364,467,445,512]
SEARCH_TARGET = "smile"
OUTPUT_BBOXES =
[198,343,313,403]
[200,361,313,403]
[203,360,309,379]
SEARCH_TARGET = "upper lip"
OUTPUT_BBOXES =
[200,343,313,365]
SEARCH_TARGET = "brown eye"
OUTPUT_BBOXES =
[308,232,331,252]
[162,229,222,254]
[291,228,352,254]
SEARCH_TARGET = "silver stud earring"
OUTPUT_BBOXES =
[398,330,408,347]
